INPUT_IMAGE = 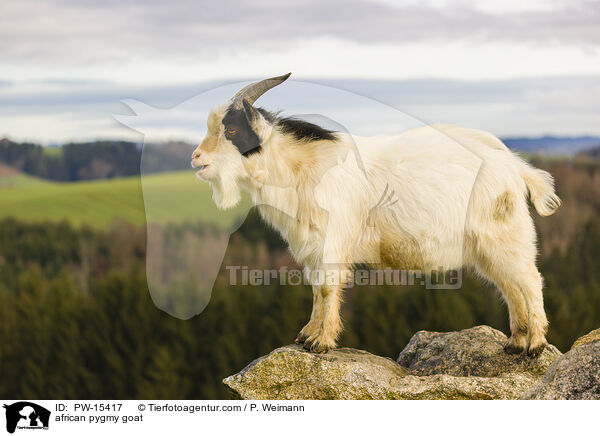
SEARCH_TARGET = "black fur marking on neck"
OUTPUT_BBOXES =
[222,105,338,156]
[276,117,338,142]
[222,106,262,156]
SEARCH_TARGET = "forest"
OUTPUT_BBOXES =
[0,154,599,399]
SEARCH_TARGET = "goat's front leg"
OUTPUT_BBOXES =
[295,284,323,344]
[304,267,350,353]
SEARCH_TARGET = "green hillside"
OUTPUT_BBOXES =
[0,170,251,229]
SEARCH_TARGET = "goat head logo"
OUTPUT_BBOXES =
[3,402,50,434]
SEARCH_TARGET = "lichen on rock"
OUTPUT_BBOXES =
[396,325,560,377]
[223,325,564,400]
[223,345,409,400]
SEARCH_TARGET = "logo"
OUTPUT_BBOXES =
[3,402,50,434]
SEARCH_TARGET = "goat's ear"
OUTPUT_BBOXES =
[242,99,259,124]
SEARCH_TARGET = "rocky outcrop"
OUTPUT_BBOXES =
[223,325,562,400]
[224,346,409,400]
[521,331,600,400]
[397,326,558,377]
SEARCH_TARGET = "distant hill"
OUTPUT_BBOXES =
[502,136,600,155]
[0,170,250,229]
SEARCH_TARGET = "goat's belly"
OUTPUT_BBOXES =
[376,233,467,271]
[378,236,424,270]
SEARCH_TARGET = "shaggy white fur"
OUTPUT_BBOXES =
[192,100,560,356]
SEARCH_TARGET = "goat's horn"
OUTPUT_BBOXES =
[232,73,291,109]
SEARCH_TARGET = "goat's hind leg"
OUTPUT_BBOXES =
[498,279,529,354]
[491,259,548,356]
[520,264,548,357]
[474,260,529,354]
[476,253,548,356]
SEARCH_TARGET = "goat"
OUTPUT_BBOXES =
[191,73,561,356]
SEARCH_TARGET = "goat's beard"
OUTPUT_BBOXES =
[210,174,241,210]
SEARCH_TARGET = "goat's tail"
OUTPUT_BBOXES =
[520,163,561,216]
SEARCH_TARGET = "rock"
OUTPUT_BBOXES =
[223,326,562,400]
[379,373,537,400]
[397,325,560,377]
[223,345,409,400]
[522,333,600,399]
[571,328,600,349]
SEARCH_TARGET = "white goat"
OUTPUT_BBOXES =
[191,73,560,356]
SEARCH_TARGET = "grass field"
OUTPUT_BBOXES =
[0,170,251,229]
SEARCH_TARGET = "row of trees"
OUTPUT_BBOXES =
[0,139,193,181]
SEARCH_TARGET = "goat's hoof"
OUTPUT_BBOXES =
[295,332,308,344]
[504,333,527,355]
[527,341,547,358]
[503,342,525,355]
[303,336,333,354]
[307,342,332,354]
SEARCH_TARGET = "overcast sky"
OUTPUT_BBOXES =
[1,0,599,143]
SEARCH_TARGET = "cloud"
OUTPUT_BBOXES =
[0,0,598,141]
[0,0,598,69]
[1,75,599,142]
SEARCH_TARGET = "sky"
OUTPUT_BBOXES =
[0,0,599,143]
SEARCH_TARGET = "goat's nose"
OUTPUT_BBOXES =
[191,149,202,168]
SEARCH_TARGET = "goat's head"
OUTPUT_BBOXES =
[191,73,291,209]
